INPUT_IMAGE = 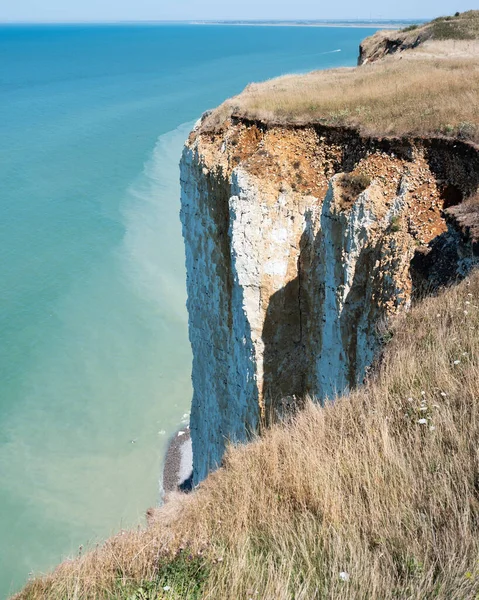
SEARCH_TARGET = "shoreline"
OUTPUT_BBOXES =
[162,426,193,494]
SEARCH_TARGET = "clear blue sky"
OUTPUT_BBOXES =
[0,0,474,23]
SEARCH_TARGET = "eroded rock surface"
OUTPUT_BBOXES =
[180,116,479,483]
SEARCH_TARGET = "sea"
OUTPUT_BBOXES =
[0,23,382,597]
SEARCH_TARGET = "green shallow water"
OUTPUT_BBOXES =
[0,123,194,595]
[0,23,380,597]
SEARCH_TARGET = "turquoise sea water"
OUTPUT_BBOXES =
[0,24,380,597]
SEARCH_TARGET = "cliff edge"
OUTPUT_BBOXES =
[181,118,479,483]
[180,13,479,483]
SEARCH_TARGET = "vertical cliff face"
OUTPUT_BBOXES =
[180,147,259,483]
[181,116,479,484]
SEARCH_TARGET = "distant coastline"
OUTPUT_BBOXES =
[0,19,426,29]
[188,20,423,29]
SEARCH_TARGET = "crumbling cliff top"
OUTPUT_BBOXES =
[447,193,479,246]
[197,11,479,145]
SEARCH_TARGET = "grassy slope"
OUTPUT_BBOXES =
[407,10,479,41]
[16,271,479,599]
[358,9,479,61]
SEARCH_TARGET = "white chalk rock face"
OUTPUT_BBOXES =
[311,176,410,397]
[181,157,407,482]
[180,147,260,483]
[180,119,475,484]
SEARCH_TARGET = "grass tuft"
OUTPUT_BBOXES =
[336,172,371,206]
[400,24,419,32]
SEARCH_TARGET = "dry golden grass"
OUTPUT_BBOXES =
[16,270,479,599]
[201,57,479,144]
[427,10,479,40]
[411,39,479,60]
[372,10,479,45]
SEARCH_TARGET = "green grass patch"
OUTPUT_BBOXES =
[120,552,211,600]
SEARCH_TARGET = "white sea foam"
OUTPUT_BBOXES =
[120,122,195,322]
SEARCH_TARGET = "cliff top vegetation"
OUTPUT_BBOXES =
[15,269,479,599]
[199,11,479,144]
[358,9,479,64]
[392,10,479,44]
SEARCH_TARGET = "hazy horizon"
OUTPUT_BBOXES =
[1,17,428,24]
[0,0,474,25]
[0,18,443,26]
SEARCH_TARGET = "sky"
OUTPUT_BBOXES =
[0,0,475,24]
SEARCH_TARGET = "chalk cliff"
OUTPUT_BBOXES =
[180,117,479,484]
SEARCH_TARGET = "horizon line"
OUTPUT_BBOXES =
[0,17,430,26]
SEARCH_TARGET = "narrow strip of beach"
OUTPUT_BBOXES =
[163,426,193,494]
[187,21,413,29]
